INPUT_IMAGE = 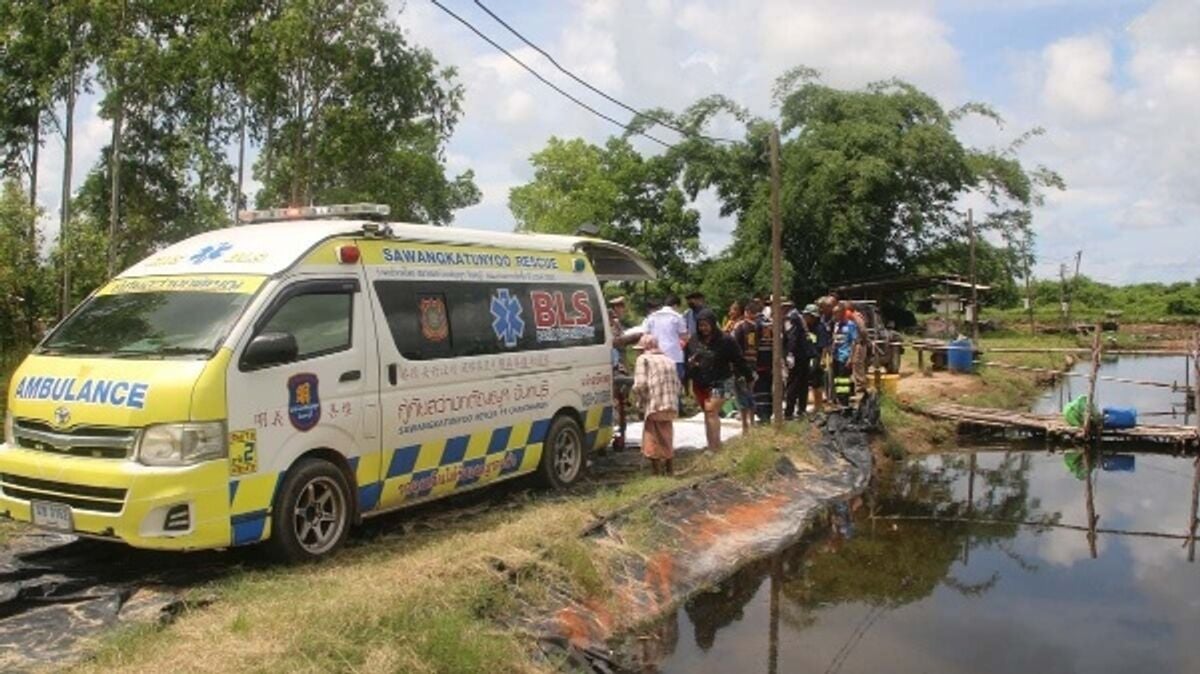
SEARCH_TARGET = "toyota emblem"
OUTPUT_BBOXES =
[53,406,71,428]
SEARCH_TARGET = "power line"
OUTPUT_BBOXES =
[472,0,737,145]
[430,0,674,149]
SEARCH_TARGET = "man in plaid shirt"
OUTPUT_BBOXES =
[633,334,681,475]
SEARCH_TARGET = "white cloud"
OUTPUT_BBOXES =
[19,0,1196,284]
[1041,36,1117,121]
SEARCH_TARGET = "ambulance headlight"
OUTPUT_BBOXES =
[137,422,227,466]
[3,411,14,446]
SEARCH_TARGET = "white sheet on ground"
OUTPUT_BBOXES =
[623,413,743,451]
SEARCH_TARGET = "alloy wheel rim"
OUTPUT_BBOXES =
[553,427,582,482]
[293,476,346,555]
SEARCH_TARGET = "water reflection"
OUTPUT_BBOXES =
[639,450,1200,674]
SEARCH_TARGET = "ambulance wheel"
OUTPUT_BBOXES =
[266,459,351,563]
[539,415,586,489]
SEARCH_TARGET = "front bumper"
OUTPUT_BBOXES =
[0,444,231,550]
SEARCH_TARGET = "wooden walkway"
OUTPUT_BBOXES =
[917,402,1200,448]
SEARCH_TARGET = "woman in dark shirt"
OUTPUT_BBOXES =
[687,309,754,450]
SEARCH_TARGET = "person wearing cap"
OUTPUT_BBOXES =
[608,296,632,450]
[632,334,681,475]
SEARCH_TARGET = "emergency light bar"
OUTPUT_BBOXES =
[237,203,391,224]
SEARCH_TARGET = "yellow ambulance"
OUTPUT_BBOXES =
[0,205,654,561]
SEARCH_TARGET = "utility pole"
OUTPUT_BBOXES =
[1023,251,1034,335]
[769,126,784,429]
[968,209,979,342]
[1066,250,1082,331]
[1059,263,1068,334]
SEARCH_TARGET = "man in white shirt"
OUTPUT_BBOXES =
[641,295,689,383]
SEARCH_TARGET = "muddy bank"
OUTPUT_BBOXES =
[529,407,877,671]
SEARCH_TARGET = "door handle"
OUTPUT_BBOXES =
[339,369,361,383]
[387,363,397,386]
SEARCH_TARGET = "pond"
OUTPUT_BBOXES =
[630,355,1200,672]
[1031,354,1194,426]
[632,448,1200,672]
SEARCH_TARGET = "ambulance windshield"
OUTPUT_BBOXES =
[40,291,252,359]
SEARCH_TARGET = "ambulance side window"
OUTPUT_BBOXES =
[256,284,355,363]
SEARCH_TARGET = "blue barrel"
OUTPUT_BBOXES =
[1102,407,1138,429]
[947,339,974,373]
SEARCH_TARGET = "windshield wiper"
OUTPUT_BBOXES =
[37,343,111,356]
[113,346,213,359]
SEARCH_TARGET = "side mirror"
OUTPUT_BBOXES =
[242,331,299,369]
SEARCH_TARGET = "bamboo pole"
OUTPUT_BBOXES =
[1081,325,1103,440]
[1190,332,1199,562]
[978,360,1195,392]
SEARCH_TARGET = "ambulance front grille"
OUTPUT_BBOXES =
[0,474,127,513]
[12,419,137,459]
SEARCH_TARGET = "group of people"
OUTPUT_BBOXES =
[611,292,874,474]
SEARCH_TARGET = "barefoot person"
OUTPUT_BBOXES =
[686,309,755,451]
[633,334,682,475]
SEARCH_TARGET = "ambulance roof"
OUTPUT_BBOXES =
[118,220,656,281]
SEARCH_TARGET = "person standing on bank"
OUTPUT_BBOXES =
[832,302,860,406]
[608,296,632,450]
[687,309,755,451]
[732,300,763,432]
[802,304,827,413]
[783,301,812,420]
[683,291,706,339]
[642,295,689,385]
[633,334,681,475]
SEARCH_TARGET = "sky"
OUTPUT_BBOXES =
[30,0,1200,285]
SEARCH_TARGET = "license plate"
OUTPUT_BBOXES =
[30,500,74,532]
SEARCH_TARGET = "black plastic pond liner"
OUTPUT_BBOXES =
[0,532,236,670]
[533,399,879,672]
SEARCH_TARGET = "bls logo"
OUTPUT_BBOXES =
[530,290,594,343]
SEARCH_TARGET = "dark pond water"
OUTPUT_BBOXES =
[628,355,1200,672]
[636,448,1200,673]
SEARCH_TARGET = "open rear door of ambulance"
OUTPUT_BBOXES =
[573,240,657,282]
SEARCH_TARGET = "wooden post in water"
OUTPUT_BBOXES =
[1081,324,1103,441]
[1189,333,1200,561]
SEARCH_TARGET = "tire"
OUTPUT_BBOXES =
[264,458,352,563]
[538,415,586,489]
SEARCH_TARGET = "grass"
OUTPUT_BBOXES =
[878,329,1088,456]
[73,421,817,674]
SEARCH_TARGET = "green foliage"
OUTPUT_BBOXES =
[916,237,1021,308]
[680,75,1059,304]
[1002,274,1200,323]
[0,180,50,350]
[510,135,702,296]
[250,0,478,223]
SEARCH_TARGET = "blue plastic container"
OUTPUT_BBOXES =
[1102,406,1138,429]
[947,339,974,373]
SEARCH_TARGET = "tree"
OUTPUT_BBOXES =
[0,180,46,350]
[670,70,1061,303]
[250,0,478,223]
[509,136,703,295]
